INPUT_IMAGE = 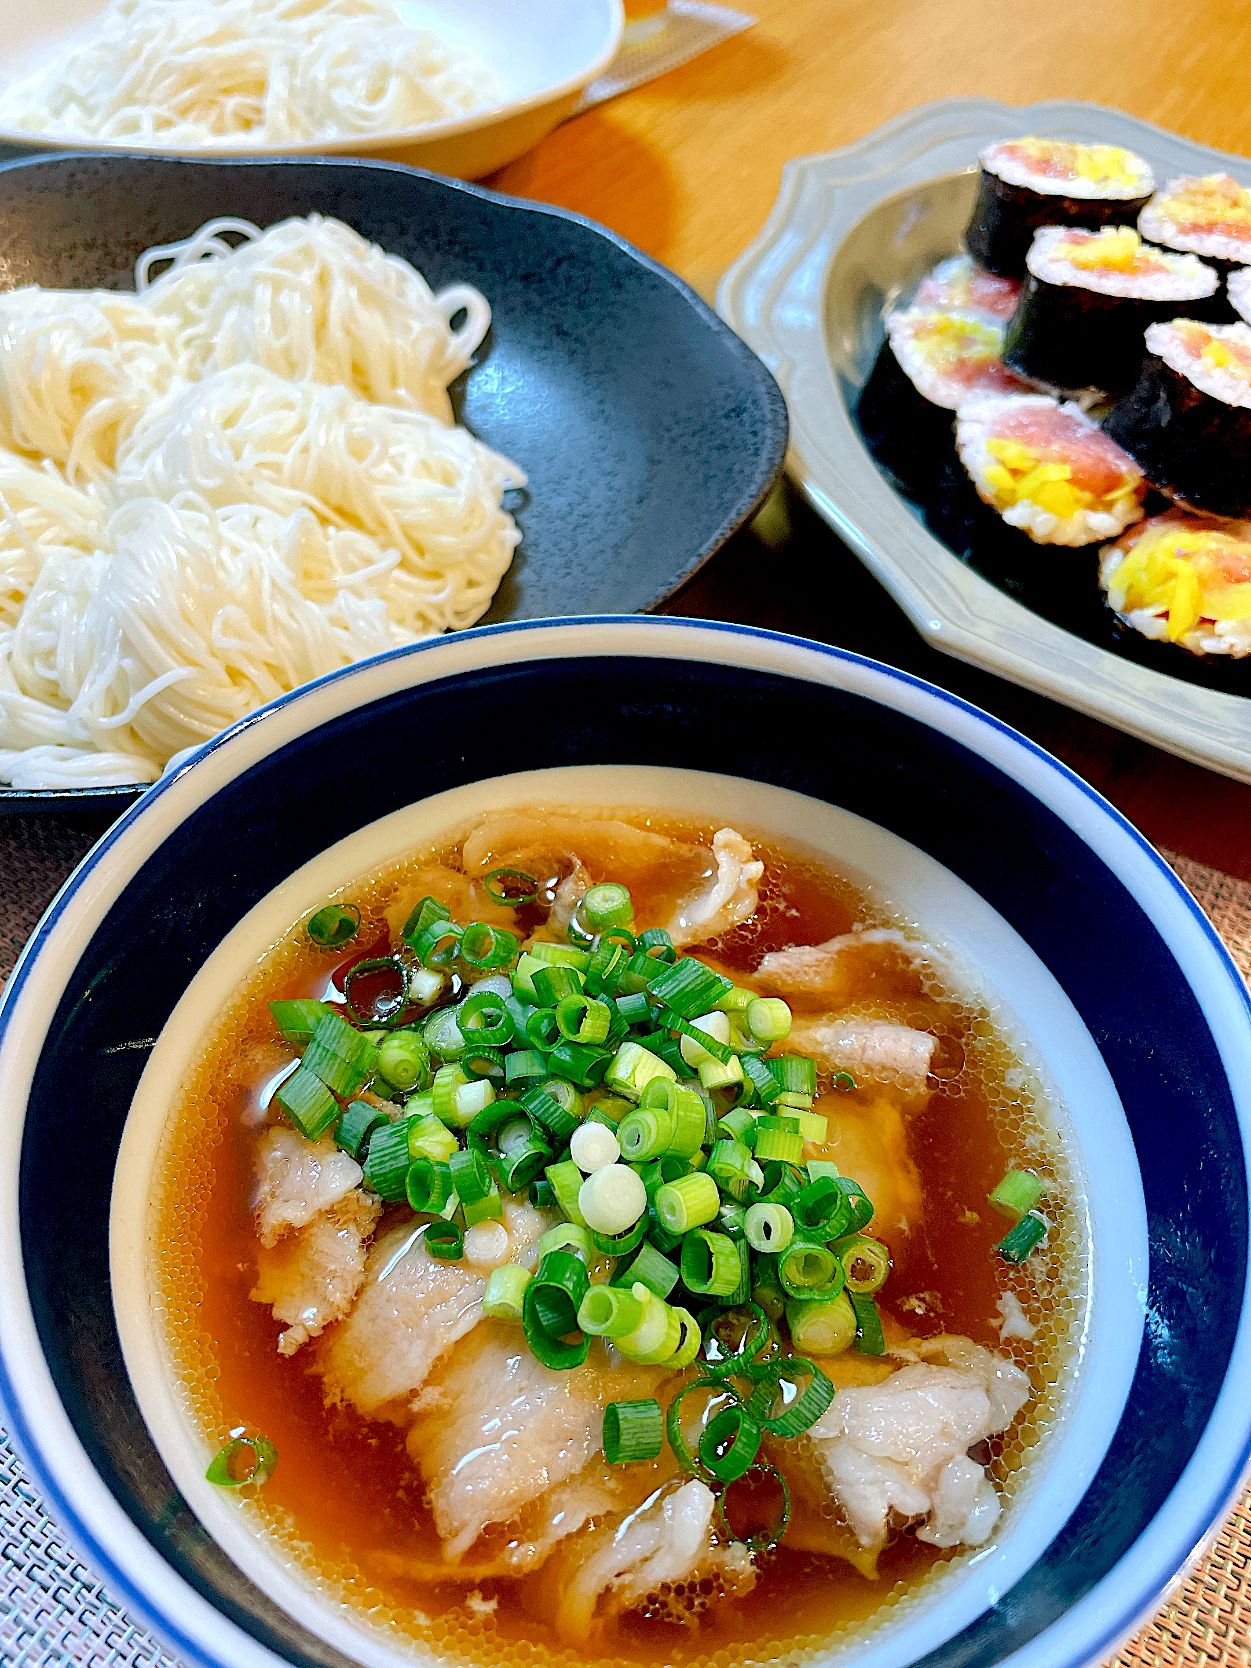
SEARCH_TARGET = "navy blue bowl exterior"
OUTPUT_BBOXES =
[0,151,788,814]
[6,632,1248,1668]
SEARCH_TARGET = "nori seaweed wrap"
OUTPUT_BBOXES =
[1101,319,1251,518]
[1003,226,1219,393]
[966,138,1155,278]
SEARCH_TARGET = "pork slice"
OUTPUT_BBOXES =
[789,1014,936,1099]
[250,1189,381,1356]
[407,1324,668,1559]
[667,828,763,947]
[755,928,927,1005]
[316,1199,549,1418]
[254,1127,365,1248]
[806,1341,1031,1550]
[550,1480,755,1644]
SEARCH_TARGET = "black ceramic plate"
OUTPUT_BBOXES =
[0,152,788,814]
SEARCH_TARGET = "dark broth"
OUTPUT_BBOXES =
[149,811,1086,1668]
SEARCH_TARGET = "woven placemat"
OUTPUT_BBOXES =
[0,820,1246,1667]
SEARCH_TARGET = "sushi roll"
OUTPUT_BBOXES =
[1099,509,1251,656]
[956,392,1145,546]
[1226,266,1251,324]
[1139,174,1251,274]
[1003,226,1219,393]
[1101,319,1251,518]
[856,305,1030,493]
[965,138,1155,278]
[913,254,1022,320]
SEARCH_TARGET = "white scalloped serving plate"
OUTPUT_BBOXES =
[718,98,1251,784]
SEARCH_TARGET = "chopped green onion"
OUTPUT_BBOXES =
[719,1462,791,1553]
[635,927,676,962]
[794,1109,828,1143]
[679,1010,732,1069]
[698,1403,762,1482]
[499,1137,551,1192]
[745,1357,835,1436]
[614,991,652,1027]
[741,1054,782,1106]
[269,998,335,1046]
[375,1029,432,1093]
[274,1066,339,1141]
[851,1291,886,1354]
[483,1263,531,1320]
[779,1237,844,1300]
[747,998,791,1044]
[665,1377,720,1479]
[989,1169,1045,1220]
[753,1124,804,1165]
[768,1055,818,1097]
[998,1212,1048,1263]
[752,1268,786,1325]
[556,993,611,1045]
[680,1229,742,1297]
[504,1048,548,1087]
[458,990,512,1048]
[839,1235,891,1294]
[423,1005,466,1060]
[336,1099,390,1159]
[648,959,732,1019]
[744,1202,795,1254]
[699,1302,775,1377]
[406,1158,454,1214]
[304,1012,379,1098]
[363,1120,414,1202]
[584,940,629,998]
[307,904,360,949]
[606,1040,676,1101]
[411,920,465,969]
[716,1107,757,1144]
[526,941,592,972]
[583,883,635,932]
[590,1218,648,1255]
[460,922,520,969]
[483,868,538,906]
[449,1146,491,1205]
[545,1159,589,1226]
[697,1054,744,1095]
[526,1007,561,1050]
[540,1222,595,1261]
[409,973,447,1009]
[521,1083,580,1140]
[425,1220,465,1261]
[569,1121,621,1174]
[532,963,584,1007]
[431,1062,469,1126]
[463,1183,504,1226]
[408,1110,459,1163]
[716,1199,748,1239]
[708,1139,755,1191]
[669,1306,702,1369]
[603,1397,662,1464]
[834,1175,875,1232]
[787,1292,856,1355]
[205,1434,277,1487]
[654,1172,720,1235]
[615,1285,682,1363]
[402,895,450,945]
[612,1241,679,1299]
[579,1283,647,1337]
[546,1040,610,1089]
[640,1078,706,1157]
[523,1250,590,1368]
[791,1177,853,1240]
[618,1104,676,1163]
[579,1163,648,1235]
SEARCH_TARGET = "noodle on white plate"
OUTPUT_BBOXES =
[0,0,500,148]
[0,215,525,791]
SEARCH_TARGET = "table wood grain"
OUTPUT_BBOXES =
[485,0,1251,881]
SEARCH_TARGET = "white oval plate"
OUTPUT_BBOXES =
[717,98,1251,785]
[0,0,623,178]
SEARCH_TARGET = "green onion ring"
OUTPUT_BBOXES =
[603,1398,664,1464]
[424,1220,464,1261]
[696,1302,775,1378]
[832,1071,856,1092]
[745,1356,835,1437]
[306,904,360,949]
[664,1377,725,1480]
[697,1403,763,1482]
[483,868,539,906]
[523,1250,590,1369]
[343,954,409,1023]
[718,1462,792,1554]
[205,1434,278,1487]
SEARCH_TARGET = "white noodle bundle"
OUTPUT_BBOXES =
[140,215,488,421]
[0,451,110,631]
[0,288,177,480]
[0,213,524,790]
[0,0,499,148]
[114,364,524,631]
[0,493,418,785]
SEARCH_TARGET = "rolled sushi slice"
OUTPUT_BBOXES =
[914,254,1022,320]
[957,392,1145,545]
[1101,318,1251,518]
[1003,226,1219,393]
[965,137,1155,278]
[1099,509,1251,656]
[1139,174,1251,271]
[856,305,1030,493]
[1227,266,1251,324]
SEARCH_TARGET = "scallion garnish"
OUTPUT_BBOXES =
[482,1263,531,1320]
[523,1249,590,1368]
[850,1291,886,1354]
[335,1099,390,1160]
[603,1397,662,1464]
[483,868,539,906]
[205,1433,277,1488]
[698,1402,763,1481]
[990,1168,1045,1220]
[306,904,360,949]
[425,1220,464,1260]
[274,1065,339,1141]
[998,1211,1048,1263]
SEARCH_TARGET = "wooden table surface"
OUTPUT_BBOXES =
[486,0,1251,882]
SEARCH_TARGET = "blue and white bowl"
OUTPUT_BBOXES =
[0,616,1248,1668]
